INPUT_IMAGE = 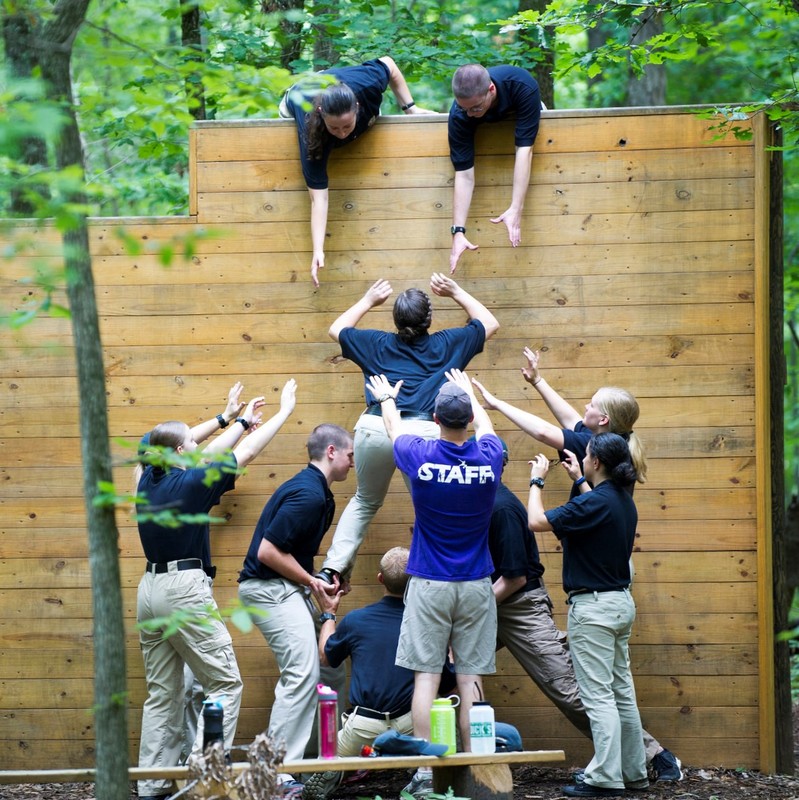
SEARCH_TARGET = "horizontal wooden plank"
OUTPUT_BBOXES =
[0,578,756,624]
[0,670,757,715]
[0,481,757,533]
[3,239,755,291]
[195,177,754,224]
[0,702,757,745]
[0,363,756,414]
[1,303,754,353]
[74,210,755,257]
[0,642,759,682]
[0,609,728,647]
[0,549,758,591]
[0,514,757,566]
[192,113,751,163]
[1,333,756,381]
[194,146,755,194]
[0,455,757,507]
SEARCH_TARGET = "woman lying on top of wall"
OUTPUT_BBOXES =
[279,56,433,287]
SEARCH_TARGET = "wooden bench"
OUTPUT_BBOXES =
[0,749,566,799]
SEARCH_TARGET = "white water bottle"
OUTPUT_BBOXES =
[469,701,496,754]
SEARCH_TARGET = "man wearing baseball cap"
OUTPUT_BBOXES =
[365,368,504,752]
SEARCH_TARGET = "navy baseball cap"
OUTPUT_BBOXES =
[434,383,472,429]
[373,729,448,757]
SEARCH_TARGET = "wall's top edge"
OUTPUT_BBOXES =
[2,215,194,227]
[192,104,747,128]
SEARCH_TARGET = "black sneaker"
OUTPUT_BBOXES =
[562,784,623,797]
[652,748,683,781]
[314,568,339,585]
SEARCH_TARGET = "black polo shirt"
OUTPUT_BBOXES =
[239,463,335,581]
[136,454,237,571]
[545,480,637,595]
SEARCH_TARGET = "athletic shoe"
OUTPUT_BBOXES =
[562,784,624,797]
[280,779,305,799]
[302,770,342,800]
[402,767,433,798]
[575,771,648,791]
[652,748,683,781]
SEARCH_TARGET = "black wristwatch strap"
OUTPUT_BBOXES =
[216,414,229,428]
[319,612,336,624]
[236,417,250,431]
[451,225,466,235]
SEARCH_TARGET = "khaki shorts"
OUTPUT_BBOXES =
[396,576,497,674]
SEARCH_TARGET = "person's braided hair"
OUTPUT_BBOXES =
[393,288,432,343]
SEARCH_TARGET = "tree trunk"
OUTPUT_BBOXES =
[626,8,666,106]
[35,3,130,799]
[181,1,208,120]
[518,0,554,109]
[2,12,49,215]
[262,0,305,71]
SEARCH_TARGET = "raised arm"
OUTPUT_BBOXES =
[445,368,494,439]
[527,453,553,532]
[366,374,404,442]
[232,379,297,468]
[309,188,330,288]
[190,382,245,444]
[450,168,479,273]
[328,279,393,342]
[522,347,582,430]
[379,56,433,115]
[490,145,533,247]
[472,377,565,451]
[430,272,499,339]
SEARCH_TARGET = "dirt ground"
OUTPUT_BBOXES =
[3,705,798,800]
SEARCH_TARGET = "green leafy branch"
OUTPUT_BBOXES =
[137,600,267,639]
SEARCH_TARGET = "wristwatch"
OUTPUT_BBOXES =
[451,225,466,235]
[529,477,545,489]
[319,612,336,624]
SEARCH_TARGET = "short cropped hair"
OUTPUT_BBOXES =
[307,423,352,460]
[452,64,491,99]
[380,546,410,594]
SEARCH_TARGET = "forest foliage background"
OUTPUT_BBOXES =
[2,0,799,678]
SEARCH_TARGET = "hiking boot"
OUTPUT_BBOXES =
[652,748,683,781]
[302,770,342,800]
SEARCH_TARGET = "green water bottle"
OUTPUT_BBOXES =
[429,695,459,755]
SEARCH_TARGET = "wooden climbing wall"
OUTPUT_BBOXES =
[0,107,778,771]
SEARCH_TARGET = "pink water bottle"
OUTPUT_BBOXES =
[317,683,338,758]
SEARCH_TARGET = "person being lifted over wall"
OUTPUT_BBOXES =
[279,57,433,287]
[316,274,499,589]
[472,347,647,499]
[528,433,648,798]
[135,379,297,800]
[448,64,542,273]
[488,440,683,783]
[367,368,504,751]
[237,423,355,800]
